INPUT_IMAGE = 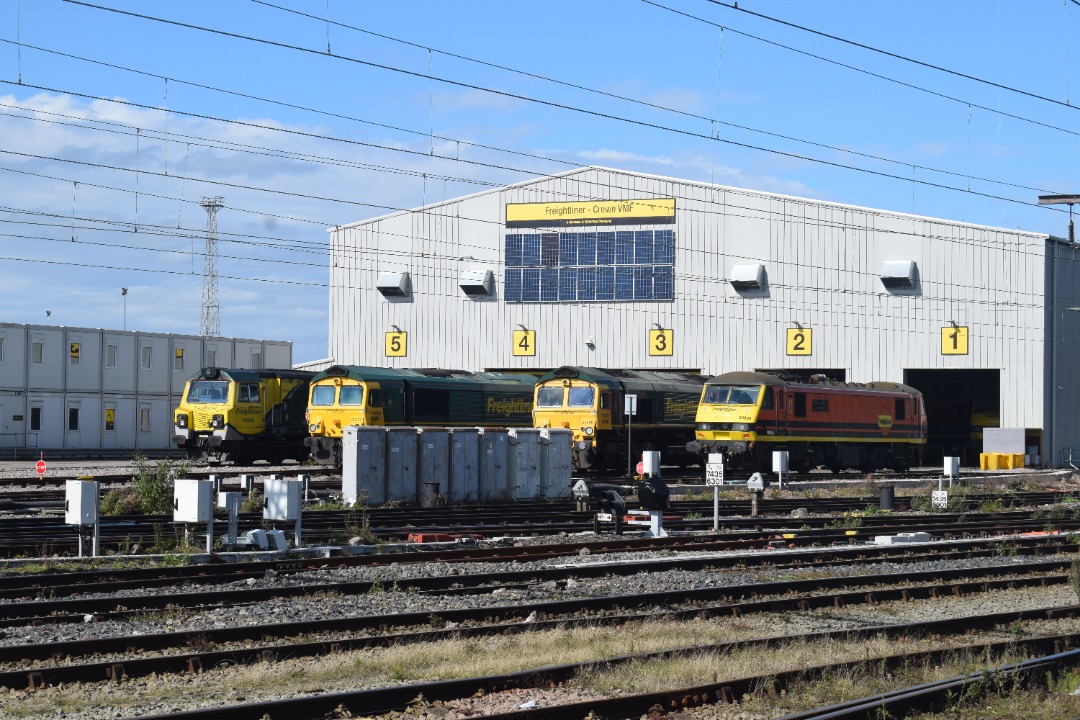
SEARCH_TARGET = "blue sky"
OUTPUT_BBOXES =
[0,0,1075,364]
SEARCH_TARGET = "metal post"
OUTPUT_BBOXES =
[713,485,719,532]
[92,524,99,557]
[294,516,302,549]
[206,515,214,554]
[626,412,633,478]
[751,490,761,517]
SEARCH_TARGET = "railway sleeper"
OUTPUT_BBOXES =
[105,663,126,683]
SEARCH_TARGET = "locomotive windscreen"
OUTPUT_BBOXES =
[703,385,761,405]
[186,380,229,403]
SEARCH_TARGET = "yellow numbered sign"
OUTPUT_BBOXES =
[941,326,969,355]
[384,331,407,357]
[649,328,674,356]
[512,329,536,356]
[786,328,812,356]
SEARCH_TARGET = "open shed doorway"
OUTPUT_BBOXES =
[903,369,1000,466]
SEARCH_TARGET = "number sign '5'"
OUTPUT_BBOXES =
[385,331,407,357]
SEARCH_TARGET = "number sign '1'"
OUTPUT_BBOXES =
[940,326,969,355]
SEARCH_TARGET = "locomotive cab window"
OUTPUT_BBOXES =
[187,380,229,403]
[895,398,906,420]
[536,387,564,407]
[600,391,612,409]
[568,387,595,407]
[239,384,260,403]
[311,385,336,406]
[762,389,774,410]
[794,392,807,418]
[703,385,761,405]
[340,386,363,406]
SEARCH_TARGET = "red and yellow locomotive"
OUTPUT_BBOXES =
[687,371,926,473]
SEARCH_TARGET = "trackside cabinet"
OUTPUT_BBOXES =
[173,479,214,523]
[342,426,387,505]
[65,480,99,525]
[264,477,301,521]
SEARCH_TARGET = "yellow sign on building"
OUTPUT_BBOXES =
[385,331,407,357]
[786,328,812,356]
[649,328,674,356]
[941,326,969,355]
[512,329,536,356]
[506,198,675,228]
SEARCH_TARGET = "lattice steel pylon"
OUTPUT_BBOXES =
[200,196,224,337]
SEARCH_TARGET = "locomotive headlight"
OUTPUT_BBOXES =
[175,414,188,428]
[583,427,594,436]
[697,423,713,431]
[309,423,320,433]
[731,423,752,431]
[210,414,224,429]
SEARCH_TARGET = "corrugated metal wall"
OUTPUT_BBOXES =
[329,167,1052,448]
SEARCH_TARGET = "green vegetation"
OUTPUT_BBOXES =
[101,454,193,515]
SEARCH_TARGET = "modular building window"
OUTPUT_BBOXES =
[31,339,43,364]
[0,335,5,362]
[139,407,151,433]
[140,346,152,369]
[30,407,41,431]
[504,229,675,303]
[68,407,79,431]
[106,343,117,368]
[175,348,184,370]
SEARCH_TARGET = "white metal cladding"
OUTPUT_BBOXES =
[0,323,292,452]
[328,166,1054,452]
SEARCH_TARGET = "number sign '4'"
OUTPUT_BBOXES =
[512,329,536,356]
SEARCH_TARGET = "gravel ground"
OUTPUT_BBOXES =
[1,544,1079,719]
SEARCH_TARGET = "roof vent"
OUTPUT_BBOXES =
[880,260,917,290]
[459,267,495,297]
[376,271,411,298]
[729,264,766,291]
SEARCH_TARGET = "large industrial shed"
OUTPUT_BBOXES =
[0,323,293,455]
[328,166,1080,466]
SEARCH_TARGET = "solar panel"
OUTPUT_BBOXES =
[505,229,674,303]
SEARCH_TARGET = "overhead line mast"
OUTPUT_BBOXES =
[200,196,224,337]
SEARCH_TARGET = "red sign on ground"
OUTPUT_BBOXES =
[35,459,46,476]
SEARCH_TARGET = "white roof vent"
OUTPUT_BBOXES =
[376,271,411,297]
[459,267,495,297]
[730,264,766,291]
[880,260,917,290]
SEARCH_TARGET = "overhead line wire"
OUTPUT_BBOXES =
[644,0,1080,139]
[11,11,1060,213]
[703,0,1080,111]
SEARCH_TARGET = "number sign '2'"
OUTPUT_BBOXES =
[940,326,969,355]
[512,329,536,356]
[384,331,407,357]
[786,328,812,356]
[648,328,673,356]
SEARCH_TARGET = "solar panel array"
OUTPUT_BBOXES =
[504,230,675,302]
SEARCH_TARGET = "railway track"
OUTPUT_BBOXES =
[1,542,1077,718]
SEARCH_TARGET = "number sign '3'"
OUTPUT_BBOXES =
[786,328,812,356]
[648,328,673,356]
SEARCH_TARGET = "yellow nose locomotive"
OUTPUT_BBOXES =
[687,371,927,474]
[532,366,707,472]
[173,367,315,465]
[304,366,536,466]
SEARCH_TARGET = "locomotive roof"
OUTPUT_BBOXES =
[192,367,315,382]
[705,371,921,396]
[313,365,537,389]
[537,366,707,392]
